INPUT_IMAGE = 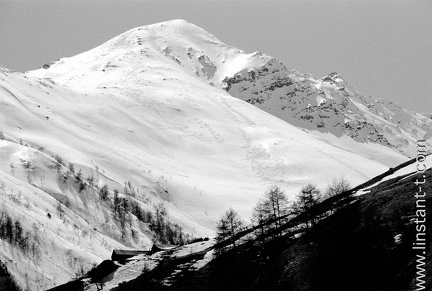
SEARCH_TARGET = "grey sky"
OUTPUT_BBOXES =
[1,0,431,112]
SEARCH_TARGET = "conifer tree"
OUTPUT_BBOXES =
[325,176,351,198]
[325,176,351,211]
[252,186,289,238]
[252,199,268,239]
[292,184,322,228]
[112,189,120,219]
[216,208,245,250]
[67,163,75,176]
[13,220,22,245]
[99,185,109,201]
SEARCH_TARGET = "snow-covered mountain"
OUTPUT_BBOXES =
[0,19,426,289]
[29,19,431,159]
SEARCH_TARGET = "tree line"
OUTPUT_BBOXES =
[216,177,351,251]
[51,153,192,246]
[0,210,40,258]
[99,183,190,245]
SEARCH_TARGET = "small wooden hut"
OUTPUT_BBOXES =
[111,249,151,262]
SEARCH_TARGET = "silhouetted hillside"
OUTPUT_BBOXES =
[131,168,432,291]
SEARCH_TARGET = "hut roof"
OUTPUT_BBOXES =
[112,249,150,256]
[151,244,176,253]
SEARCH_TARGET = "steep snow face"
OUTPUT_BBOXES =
[0,20,413,289]
[222,65,432,158]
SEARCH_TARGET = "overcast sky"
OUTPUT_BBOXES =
[1,0,431,112]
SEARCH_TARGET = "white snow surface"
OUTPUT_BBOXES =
[355,156,432,196]
[0,19,418,289]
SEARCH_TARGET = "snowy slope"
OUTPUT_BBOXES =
[0,19,415,289]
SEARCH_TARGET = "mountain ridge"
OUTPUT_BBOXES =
[222,59,432,158]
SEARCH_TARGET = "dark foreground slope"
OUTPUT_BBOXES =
[131,168,431,291]
[279,169,432,291]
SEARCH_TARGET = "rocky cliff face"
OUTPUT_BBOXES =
[222,62,432,158]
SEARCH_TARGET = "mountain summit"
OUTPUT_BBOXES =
[30,19,273,89]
